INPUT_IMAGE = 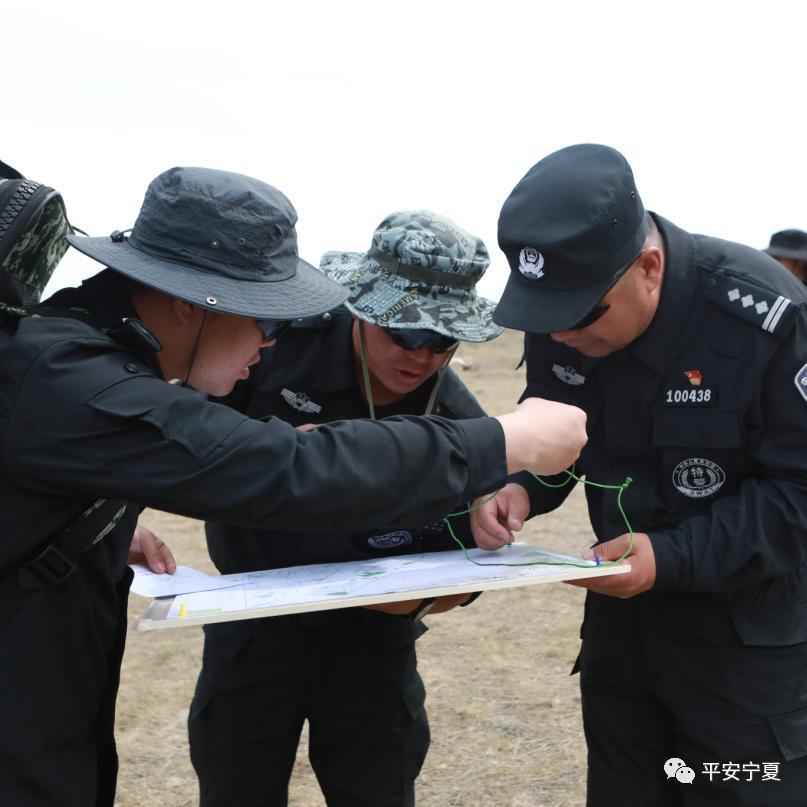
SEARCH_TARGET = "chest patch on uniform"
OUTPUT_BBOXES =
[552,364,585,385]
[672,458,726,498]
[795,362,807,405]
[367,530,413,550]
[280,388,322,414]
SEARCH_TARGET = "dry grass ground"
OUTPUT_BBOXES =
[115,330,594,806]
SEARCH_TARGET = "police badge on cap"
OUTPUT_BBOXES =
[519,247,545,280]
[495,144,648,333]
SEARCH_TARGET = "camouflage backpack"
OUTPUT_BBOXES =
[0,159,73,317]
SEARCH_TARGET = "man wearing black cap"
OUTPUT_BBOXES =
[0,166,587,807]
[473,144,807,806]
[765,228,807,283]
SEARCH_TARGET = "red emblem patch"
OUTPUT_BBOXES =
[684,370,702,386]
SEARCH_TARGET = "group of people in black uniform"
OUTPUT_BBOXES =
[1,144,805,807]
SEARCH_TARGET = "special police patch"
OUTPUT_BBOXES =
[367,530,413,550]
[552,364,585,386]
[672,458,726,498]
[795,362,807,405]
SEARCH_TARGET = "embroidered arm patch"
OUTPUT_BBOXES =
[795,362,807,404]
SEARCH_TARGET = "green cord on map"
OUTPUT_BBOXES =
[443,467,635,569]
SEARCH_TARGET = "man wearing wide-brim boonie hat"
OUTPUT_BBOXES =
[320,209,501,418]
[475,143,807,806]
[0,166,588,807]
[190,209,505,806]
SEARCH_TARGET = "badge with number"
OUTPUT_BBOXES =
[663,386,717,407]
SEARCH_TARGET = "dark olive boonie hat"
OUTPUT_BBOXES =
[67,167,347,319]
[495,144,647,333]
[764,229,807,263]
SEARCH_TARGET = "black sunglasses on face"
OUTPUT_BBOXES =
[569,302,611,331]
[567,259,637,331]
[257,319,293,341]
[383,327,459,354]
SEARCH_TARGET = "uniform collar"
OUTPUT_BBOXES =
[43,269,163,374]
[307,307,363,392]
[624,214,698,374]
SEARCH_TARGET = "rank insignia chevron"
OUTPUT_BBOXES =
[704,272,797,335]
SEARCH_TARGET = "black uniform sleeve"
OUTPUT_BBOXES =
[509,373,579,518]
[650,314,807,592]
[4,343,508,534]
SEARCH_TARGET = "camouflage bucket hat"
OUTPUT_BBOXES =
[319,210,502,343]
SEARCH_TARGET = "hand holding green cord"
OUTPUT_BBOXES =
[449,468,658,597]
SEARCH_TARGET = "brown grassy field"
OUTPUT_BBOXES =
[115,330,594,806]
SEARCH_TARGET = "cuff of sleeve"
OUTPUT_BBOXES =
[453,417,508,501]
[648,530,691,590]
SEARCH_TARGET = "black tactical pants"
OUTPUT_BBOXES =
[189,608,430,807]
[578,592,807,807]
[0,564,132,807]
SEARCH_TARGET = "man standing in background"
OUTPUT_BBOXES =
[765,228,807,283]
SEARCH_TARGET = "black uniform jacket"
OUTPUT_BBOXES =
[515,215,807,647]
[0,270,506,806]
[206,307,485,574]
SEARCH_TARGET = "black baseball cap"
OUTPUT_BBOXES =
[494,144,647,334]
[764,229,807,263]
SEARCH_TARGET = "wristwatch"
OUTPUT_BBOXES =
[410,597,436,621]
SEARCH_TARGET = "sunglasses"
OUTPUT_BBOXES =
[257,319,293,341]
[567,260,636,331]
[569,302,611,331]
[383,327,459,354]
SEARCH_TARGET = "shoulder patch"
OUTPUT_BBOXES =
[795,362,807,404]
[702,271,797,336]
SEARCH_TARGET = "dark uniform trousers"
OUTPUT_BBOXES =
[190,610,429,807]
[578,593,807,807]
[189,308,485,807]
[516,216,807,807]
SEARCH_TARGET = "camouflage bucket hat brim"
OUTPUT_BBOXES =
[319,210,502,343]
